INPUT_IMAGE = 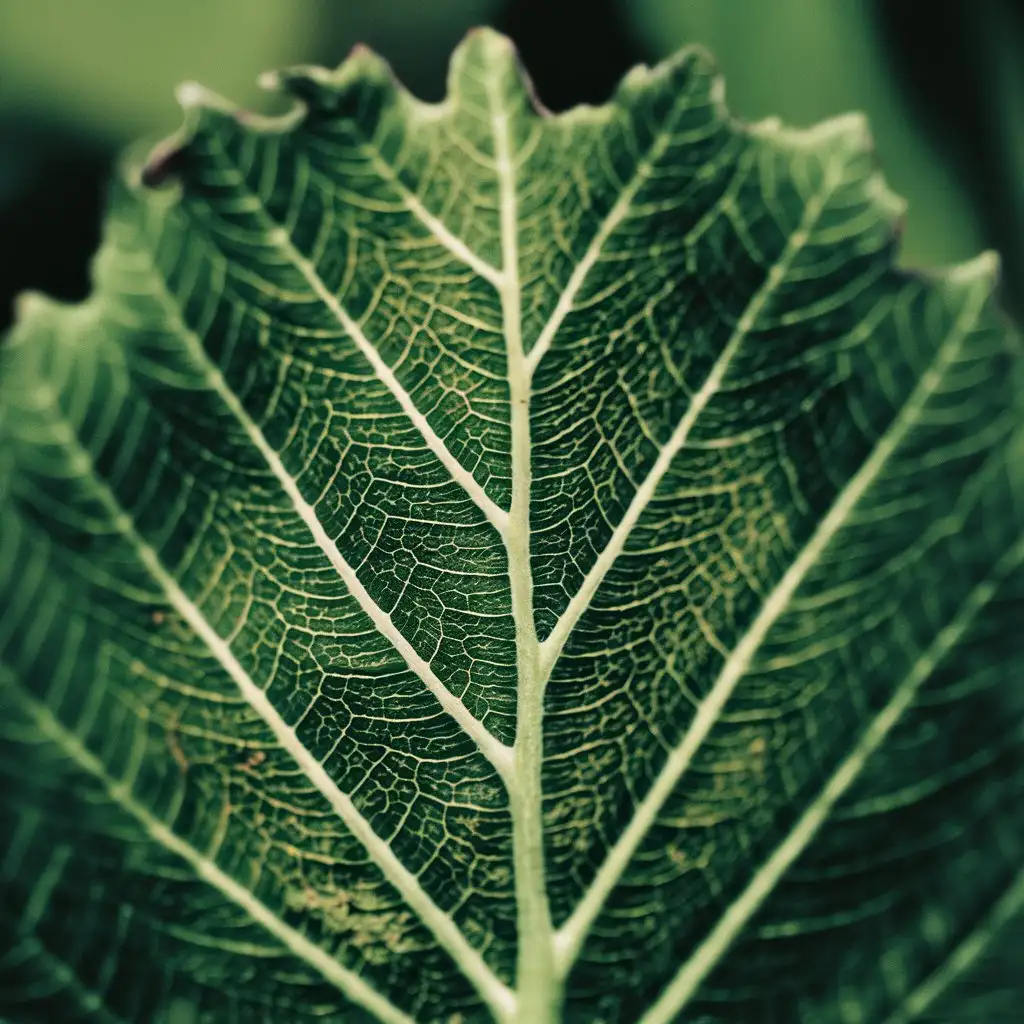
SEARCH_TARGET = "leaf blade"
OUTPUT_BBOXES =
[1,28,1021,1023]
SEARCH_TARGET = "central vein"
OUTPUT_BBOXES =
[488,58,559,1024]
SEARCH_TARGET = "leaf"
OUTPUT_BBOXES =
[0,0,312,139]
[1,28,1022,1024]
[620,0,983,271]
[0,0,500,139]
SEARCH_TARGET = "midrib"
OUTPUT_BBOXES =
[486,57,559,1024]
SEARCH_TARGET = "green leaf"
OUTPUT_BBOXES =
[1,29,1022,1024]
[620,0,984,272]
[0,0,312,139]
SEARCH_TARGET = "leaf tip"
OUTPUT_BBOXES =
[822,110,872,144]
[615,44,718,105]
[462,25,517,59]
[265,48,398,118]
[341,43,394,84]
[443,27,547,120]
[866,168,908,226]
[176,77,270,126]
[749,110,871,151]
[450,26,522,88]
[821,113,912,234]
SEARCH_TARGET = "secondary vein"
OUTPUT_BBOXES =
[144,265,515,782]
[641,535,1024,1023]
[483,36,559,1024]
[552,257,992,976]
[25,386,516,1021]
[524,75,699,378]
[539,149,834,683]
[356,143,505,289]
[207,134,510,536]
[3,673,416,1024]
[881,862,1024,1024]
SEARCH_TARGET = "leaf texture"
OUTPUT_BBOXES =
[1,29,1022,1024]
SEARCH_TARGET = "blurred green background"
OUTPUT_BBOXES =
[1,0,1022,327]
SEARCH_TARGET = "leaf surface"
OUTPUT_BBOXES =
[1,29,1022,1024]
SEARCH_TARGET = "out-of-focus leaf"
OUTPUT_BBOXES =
[0,1,501,138]
[2,29,1023,1024]
[0,0,313,138]
[623,0,983,270]
[890,876,1024,1023]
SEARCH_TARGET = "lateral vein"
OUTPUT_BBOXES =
[881,863,1024,1024]
[3,934,127,1024]
[3,674,416,1024]
[208,138,509,535]
[273,228,509,534]
[148,275,515,782]
[30,395,515,1021]
[539,164,833,678]
[552,269,992,975]
[524,92,697,377]
[641,536,1024,1023]
[358,146,505,289]
[296,149,503,288]
[2,933,126,1024]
